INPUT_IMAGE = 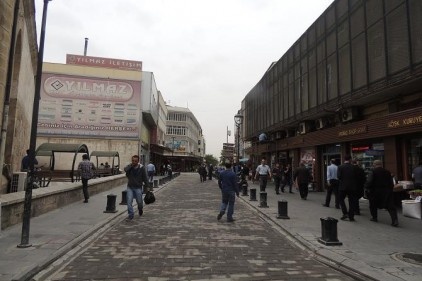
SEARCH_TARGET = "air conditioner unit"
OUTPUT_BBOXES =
[297,122,306,135]
[297,122,312,135]
[315,117,331,130]
[11,172,27,192]
[341,107,360,123]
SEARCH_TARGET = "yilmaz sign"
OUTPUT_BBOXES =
[37,73,140,139]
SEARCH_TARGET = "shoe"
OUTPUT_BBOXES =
[335,206,340,209]
[139,209,143,216]
[227,218,235,222]
[83,200,88,203]
[276,192,280,195]
[340,215,348,221]
[349,218,355,222]
[322,204,329,207]
[370,217,378,222]
[289,191,294,194]
[125,217,134,222]
[217,212,224,220]
[391,219,399,227]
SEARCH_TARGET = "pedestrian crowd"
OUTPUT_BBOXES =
[213,155,406,227]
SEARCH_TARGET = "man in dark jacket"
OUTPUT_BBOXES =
[364,160,398,227]
[124,155,149,221]
[293,162,311,200]
[337,155,359,221]
[217,160,239,222]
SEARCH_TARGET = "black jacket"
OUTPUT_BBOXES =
[364,167,394,208]
[124,164,148,188]
[337,162,359,191]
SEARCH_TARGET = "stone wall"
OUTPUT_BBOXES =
[0,174,127,230]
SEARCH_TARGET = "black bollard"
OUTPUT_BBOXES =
[249,188,257,201]
[259,192,269,208]
[104,194,118,213]
[120,190,127,205]
[317,217,342,246]
[277,200,290,219]
[241,182,248,196]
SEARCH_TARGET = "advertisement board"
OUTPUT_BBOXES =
[37,73,140,139]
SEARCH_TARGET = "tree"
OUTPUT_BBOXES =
[204,154,218,167]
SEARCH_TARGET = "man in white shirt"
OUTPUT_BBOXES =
[323,159,339,208]
[255,158,272,192]
[147,161,156,184]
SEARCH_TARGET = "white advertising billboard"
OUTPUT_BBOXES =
[37,73,140,139]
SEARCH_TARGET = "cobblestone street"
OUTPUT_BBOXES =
[47,173,355,281]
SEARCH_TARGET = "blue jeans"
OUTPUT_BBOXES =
[126,187,143,218]
[220,190,236,220]
[148,171,154,183]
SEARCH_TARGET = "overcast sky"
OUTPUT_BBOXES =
[35,0,334,158]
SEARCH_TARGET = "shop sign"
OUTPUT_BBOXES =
[387,115,422,128]
[352,146,370,152]
[338,126,367,137]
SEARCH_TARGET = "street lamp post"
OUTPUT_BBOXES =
[234,112,243,171]
[18,0,52,248]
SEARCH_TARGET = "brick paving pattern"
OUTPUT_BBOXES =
[49,173,355,281]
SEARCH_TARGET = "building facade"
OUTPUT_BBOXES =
[36,57,152,170]
[0,0,38,194]
[164,106,204,171]
[242,0,422,191]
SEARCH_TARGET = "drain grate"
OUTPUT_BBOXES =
[393,252,422,265]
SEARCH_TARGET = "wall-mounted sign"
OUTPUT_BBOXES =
[37,73,140,139]
[66,54,142,71]
[387,114,422,128]
[338,126,367,137]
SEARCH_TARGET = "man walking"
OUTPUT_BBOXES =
[364,160,398,227]
[272,163,283,194]
[337,155,359,221]
[146,161,156,185]
[217,160,239,222]
[78,154,96,203]
[124,155,149,221]
[323,159,339,208]
[255,158,272,192]
[293,162,311,200]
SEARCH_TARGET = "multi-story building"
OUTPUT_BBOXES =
[36,55,155,169]
[0,0,38,194]
[150,91,171,174]
[164,106,204,171]
[242,0,422,191]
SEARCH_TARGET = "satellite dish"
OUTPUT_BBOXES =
[258,133,267,142]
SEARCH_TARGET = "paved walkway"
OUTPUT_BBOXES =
[0,173,420,280]
[39,173,354,281]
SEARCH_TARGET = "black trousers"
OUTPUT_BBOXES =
[259,176,267,192]
[82,178,89,200]
[274,177,281,193]
[298,183,308,199]
[338,189,356,219]
[325,179,339,207]
[369,195,398,222]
